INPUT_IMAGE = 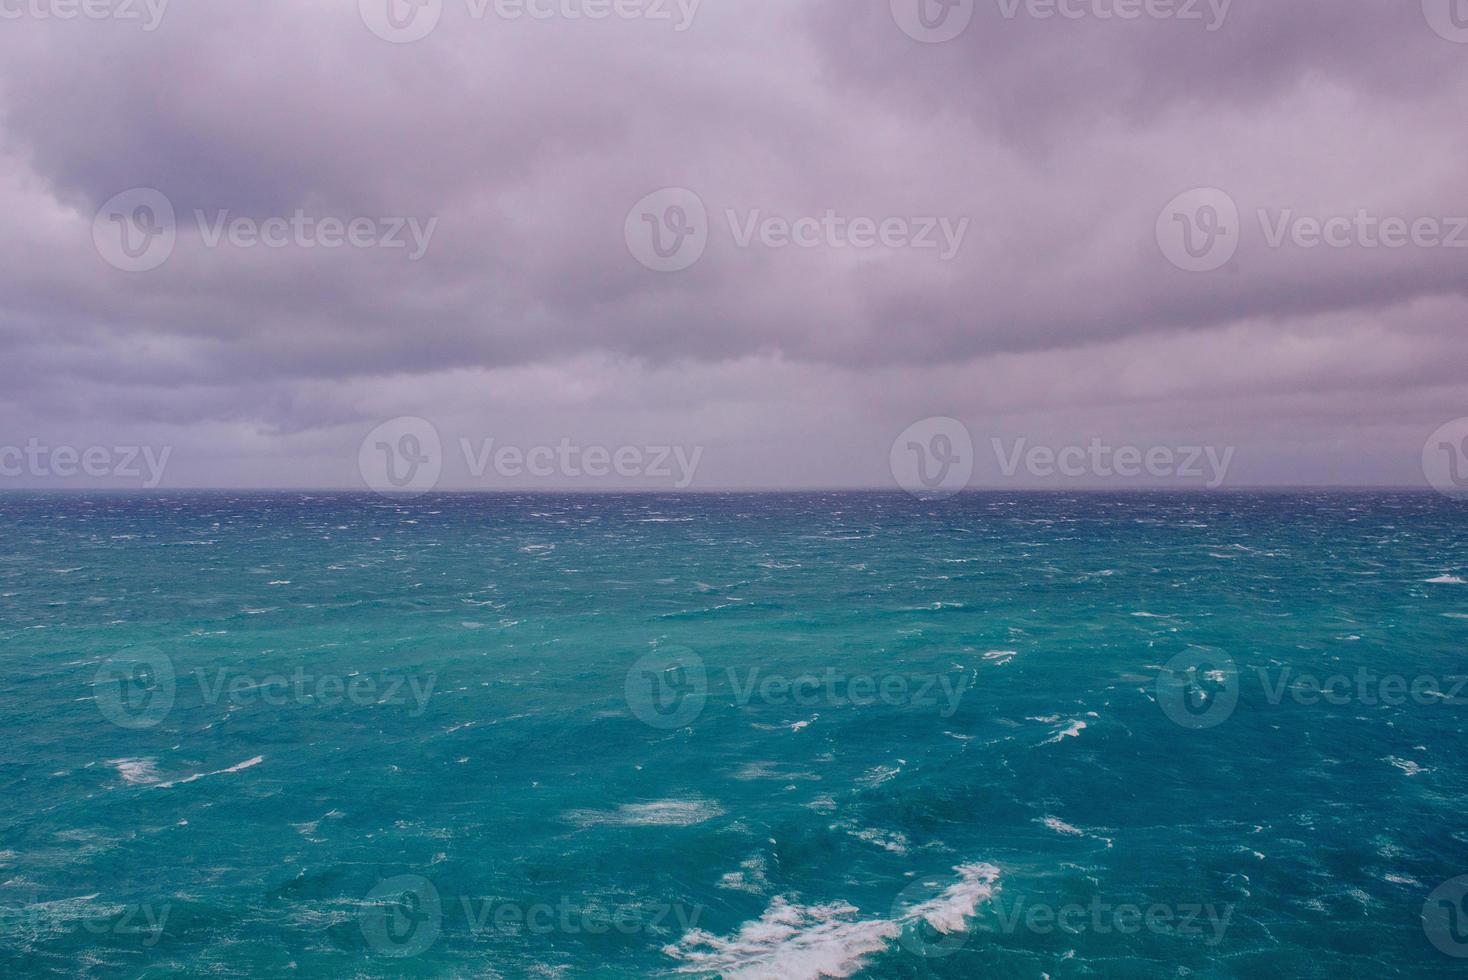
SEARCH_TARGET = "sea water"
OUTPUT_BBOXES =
[1,491,1465,977]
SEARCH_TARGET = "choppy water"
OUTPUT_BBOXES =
[1,491,1466,977]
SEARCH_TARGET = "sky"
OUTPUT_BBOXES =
[2,0,1467,492]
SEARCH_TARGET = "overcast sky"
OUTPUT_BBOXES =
[2,0,1466,491]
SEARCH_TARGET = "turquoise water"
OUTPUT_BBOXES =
[2,491,1466,977]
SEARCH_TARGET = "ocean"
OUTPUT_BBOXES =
[1,490,1465,977]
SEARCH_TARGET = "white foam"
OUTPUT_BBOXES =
[1039,720,1088,745]
[904,863,1001,934]
[153,755,264,789]
[1037,816,1084,836]
[667,864,998,980]
[564,799,725,828]
[109,758,162,785]
[1384,756,1430,777]
[858,765,902,788]
[718,854,772,895]
[668,898,897,979]
[846,827,910,855]
[983,650,1018,665]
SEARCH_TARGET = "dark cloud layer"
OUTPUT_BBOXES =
[0,1,1465,487]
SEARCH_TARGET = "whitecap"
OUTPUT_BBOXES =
[845,827,910,855]
[718,854,772,895]
[666,863,998,980]
[857,765,902,788]
[563,799,725,828]
[1037,816,1084,837]
[1383,756,1430,777]
[1039,720,1088,745]
[153,755,264,789]
[109,758,162,785]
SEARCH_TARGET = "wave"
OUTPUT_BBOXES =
[109,757,162,785]
[1039,719,1088,745]
[563,799,725,828]
[154,756,264,789]
[665,863,998,980]
[1383,756,1430,777]
[1037,815,1084,836]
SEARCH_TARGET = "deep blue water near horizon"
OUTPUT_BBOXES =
[1,490,1466,978]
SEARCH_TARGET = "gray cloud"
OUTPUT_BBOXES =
[0,0,1465,487]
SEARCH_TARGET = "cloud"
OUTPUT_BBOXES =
[0,0,1464,486]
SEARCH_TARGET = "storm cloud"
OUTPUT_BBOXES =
[0,0,1465,488]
